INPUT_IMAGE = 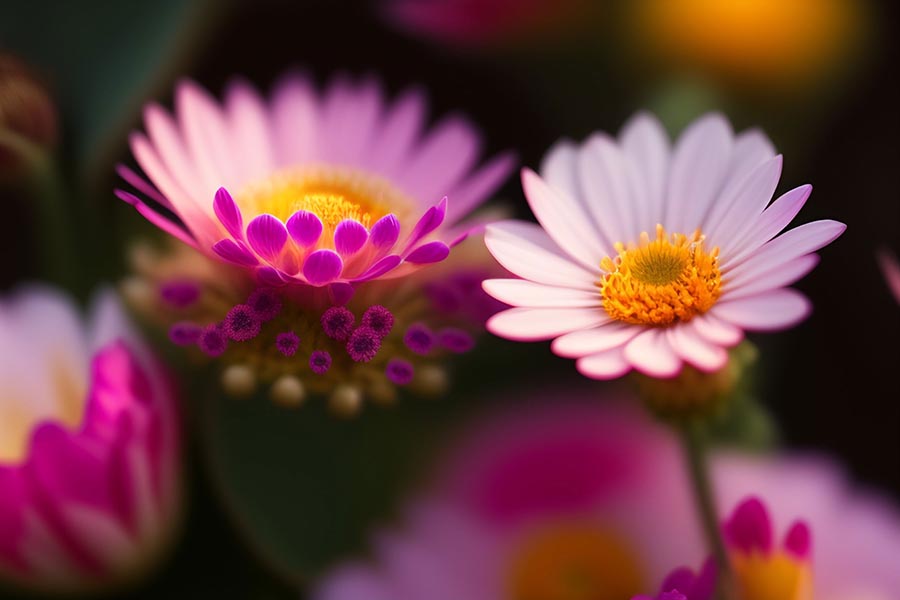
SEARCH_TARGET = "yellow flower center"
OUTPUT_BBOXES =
[506,521,645,600]
[237,165,416,230]
[733,551,814,600]
[599,225,721,326]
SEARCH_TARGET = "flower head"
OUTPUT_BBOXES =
[0,287,181,593]
[117,73,514,290]
[484,112,845,379]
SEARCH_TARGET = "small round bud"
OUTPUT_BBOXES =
[221,364,256,397]
[404,323,435,355]
[223,304,261,342]
[321,306,355,341]
[275,331,300,357]
[329,384,363,417]
[347,326,382,363]
[270,375,306,408]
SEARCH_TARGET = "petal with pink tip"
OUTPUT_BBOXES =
[724,497,773,554]
[551,322,638,358]
[722,220,846,273]
[784,521,812,559]
[405,241,450,264]
[287,210,323,247]
[706,155,783,250]
[369,214,401,249]
[484,221,598,290]
[353,255,402,282]
[404,198,447,252]
[257,267,287,287]
[224,79,274,183]
[213,187,244,239]
[576,348,631,380]
[482,279,601,309]
[619,112,670,227]
[116,190,197,249]
[623,329,682,378]
[212,239,258,266]
[720,185,812,264]
[666,324,728,372]
[401,117,480,204]
[303,250,343,285]
[334,220,368,256]
[487,307,609,342]
[247,214,288,261]
[445,151,516,222]
[712,289,811,331]
[723,254,819,301]
[691,314,744,347]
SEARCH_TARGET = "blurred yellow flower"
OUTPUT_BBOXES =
[628,0,868,93]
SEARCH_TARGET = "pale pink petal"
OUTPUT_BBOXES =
[722,185,813,266]
[619,111,670,228]
[487,307,609,341]
[577,133,636,247]
[624,329,682,378]
[522,168,607,270]
[667,324,729,372]
[445,151,516,223]
[224,79,275,185]
[877,249,900,304]
[484,221,599,290]
[269,71,319,167]
[723,254,820,300]
[665,113,733,234]
[551,322,640,358]
[143,104,207,201]
[692,313,744,346]
[575,347,631,380]
[175,79,239,193]
[116,191,198,249]
[712,289,812,331]
[366,86,427,176]
[717,128,777,202]
[707,156,783,252]
[320,77,383,165]
[401,116,480,205]
[722,219,846,272]
[482,279,601,309]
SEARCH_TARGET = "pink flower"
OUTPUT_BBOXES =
[0,287,181,592]
[483,112,845,379]
[313,396,900,600]
[117,73,515,290]
[876,248,900,304]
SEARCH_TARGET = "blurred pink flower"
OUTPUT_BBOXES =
[117,73,515,291]
[381,0,589,47]
[313,396,900,600]
[483,112,845,379]
[0,287,181,593]
[876,248,900,304]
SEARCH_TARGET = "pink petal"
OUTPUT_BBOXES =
[175,79,238,193]
[352,255,402,282]
[401,117,480,204]
[482,279,601,309]
[539,140,580,210]
[116,164,172,209]
[116,190,197,249]
[403,197,447,253]
[334,220,368,256]
[724,497,774,554]
[445,151,516,223]
[269,72,319,166]
[319,77,383,166]
[723,185,812,266]
[370,214,401,249]
[713,289,812,331]
[484,221,599,290]
[213,187,243,240]
[246,214,288,261]
[286,210,324,247]
[722,219,846,272]
[723,254,820,301]
[303,250,343,285]
[575,347,631,380]
[619,111,670,228]
[487,307,609,342]
[877,248,900,304]
[666,324,729,372]
[405,241,450,264]
[691,314,744,347]
[707,156,783,251]
[224,79,274,184]
[212,239,258,266]
[522,167,607,270]
[577,133,636,249]
[624,329,682,378]
[143,103,204,200]
[365,86,426,176]
[551,322,639,358]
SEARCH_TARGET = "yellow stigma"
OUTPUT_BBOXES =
[599,224,721,326]
[506,522,645,600]
[237,165,415,230]
[732,551,814,600]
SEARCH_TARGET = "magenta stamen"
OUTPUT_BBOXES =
[309,350,332,374]
[276,331,300,357]
[248,288,282,322]
[223,304,261,342]
[404,323,435,355]
[385,358,414,385]
[321,306,355,341]
[199,324,228,357]
[361,305,395,338]
[347,326,381,363]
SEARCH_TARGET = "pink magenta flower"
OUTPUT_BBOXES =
[876,248,900,304]
[0,287,181,593]
[117,73,515,290]
[313,396,900,600]
[483,112,845,379]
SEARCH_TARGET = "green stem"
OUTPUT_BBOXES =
[681,423,733,600]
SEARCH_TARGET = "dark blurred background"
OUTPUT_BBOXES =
[1,0,898,597]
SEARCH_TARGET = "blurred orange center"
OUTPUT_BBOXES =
[506,522,645,600]
[733,551,813,600]
[237,166,414,230]
[599,225,721,326]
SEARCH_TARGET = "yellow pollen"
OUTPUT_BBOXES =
[237,165,416,230]
[599,224,721,326]
[506,522,645,600]
[732,551,814,600]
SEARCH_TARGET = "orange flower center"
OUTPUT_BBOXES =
[599,224,721,326]
[506,521,645,600]
[732,551,813,600]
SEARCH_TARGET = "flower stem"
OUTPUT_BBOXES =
[680,423,733,599]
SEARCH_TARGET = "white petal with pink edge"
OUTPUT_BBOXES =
[487,307,610,342]
[712,289,812,331]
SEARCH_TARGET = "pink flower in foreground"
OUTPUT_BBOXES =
[117,73,515,292]
[313,396,900,600]
[483,112,845,379]
[0,287,181,592]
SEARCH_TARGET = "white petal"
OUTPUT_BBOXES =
[722,219,846,272]
[269,72,319,167]
[619,111,670,228]
[366,86,426,176]
[723,254,820,300]
[224,80,275,185]
[540,139,580,205]
[484,221,599,290]
[578,133,637,246]
[718,129,777,200]
[176,80,240,194]
[320,78,383,166]
[667,324,729,372]
[720,185,812,266]
[487,307,609,341]
[624,329,682,378]
[143,104,207,202]
[482,279,601,308]
[576,347,631,380]
[522,168,608,270]
[665,113,733,234]
[692,313,744,346]
[708,156,783,254]
[712,289,812,331]
[551,322,640,358]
